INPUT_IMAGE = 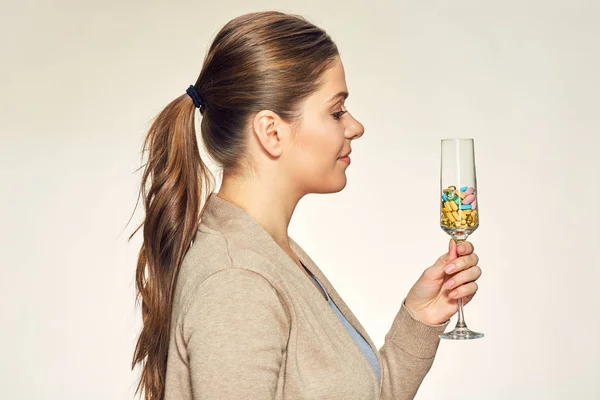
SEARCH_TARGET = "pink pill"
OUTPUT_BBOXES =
[465,187,475,195]
[463,194,476,205]
[471,199,477,210]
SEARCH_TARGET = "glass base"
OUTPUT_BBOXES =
[439,326,484,340]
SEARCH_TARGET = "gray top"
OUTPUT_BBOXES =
[302,262,381,382]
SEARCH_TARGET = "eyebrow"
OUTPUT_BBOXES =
[326,91,349,104]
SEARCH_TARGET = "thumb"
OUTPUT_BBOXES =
[427,239,459,280]
[448,238,458,261]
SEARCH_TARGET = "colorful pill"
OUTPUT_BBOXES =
[460,186,468,192]
[453,196,461,205]
[442,193,448,202]
[446,191,455,200]
[459,191,466,200]
[460,204,472,210]
[465,187,475,195]
[471,199,477,210]
[450,201,458,211]
[463,194,476,205]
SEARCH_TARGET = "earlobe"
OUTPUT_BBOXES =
[253,110,283,157]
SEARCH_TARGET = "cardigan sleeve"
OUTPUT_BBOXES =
[180,268,290,399]
[378,300,450,400]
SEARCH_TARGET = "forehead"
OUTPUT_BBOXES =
[315,58,348,104]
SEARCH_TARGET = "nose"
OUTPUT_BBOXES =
[345,112,365,140]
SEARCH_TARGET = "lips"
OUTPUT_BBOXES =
[338,150,352,159]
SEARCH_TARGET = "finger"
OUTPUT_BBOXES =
[449,239,458,260]
[456,241,474,256]
[426,240,459,280]
[448,282,479,300]
[462,293,475,306]
[442,266,482,291]
[443,252,479,275]
[430,239,458,273]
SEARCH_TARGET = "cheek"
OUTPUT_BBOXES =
[298,129,346,184]
[306,128,343,166]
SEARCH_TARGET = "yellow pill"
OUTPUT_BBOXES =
[452,211,460,220]
[450,202,458,211]
[459,191,466,200]
[447,213,456,222]
[445,202,453,211]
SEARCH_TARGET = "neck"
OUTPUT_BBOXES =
[217,172,302,252]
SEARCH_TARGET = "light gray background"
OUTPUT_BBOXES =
[2,0,599,399]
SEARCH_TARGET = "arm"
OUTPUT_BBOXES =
[181,268,289,399]
[378,300,449,400]
[379,239,482,399]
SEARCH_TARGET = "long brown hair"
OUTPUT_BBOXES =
[128,11,339,400]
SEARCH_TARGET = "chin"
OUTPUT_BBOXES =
[311,174,348,194]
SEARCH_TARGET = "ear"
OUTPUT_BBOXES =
[252,110,290,158]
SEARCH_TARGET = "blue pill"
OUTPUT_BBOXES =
[460,204,472,210]
[460,186,468,192]
[442,193,448,201]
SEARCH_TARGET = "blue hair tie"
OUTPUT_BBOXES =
[186,85,204,108]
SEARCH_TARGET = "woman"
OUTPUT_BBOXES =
[131,10,481,400]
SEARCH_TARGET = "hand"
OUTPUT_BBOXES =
[404,239,481,325]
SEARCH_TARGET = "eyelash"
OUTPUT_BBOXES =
[332,110,348,120]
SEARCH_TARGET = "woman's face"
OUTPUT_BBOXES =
[285,56,365,195]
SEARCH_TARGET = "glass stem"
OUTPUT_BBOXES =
[456,298,467,328]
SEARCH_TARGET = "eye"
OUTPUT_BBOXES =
[332,110,348,120]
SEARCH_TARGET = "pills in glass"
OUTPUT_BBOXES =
[440,185,478,229]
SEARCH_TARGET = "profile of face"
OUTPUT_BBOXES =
[286,56,365,195]
[252,56,365,197]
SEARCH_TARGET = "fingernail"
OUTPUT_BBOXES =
[445,264,456,273]
[444,279,455,289]
[449,290,459,298]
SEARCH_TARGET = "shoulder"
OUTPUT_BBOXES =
[178,267,291,346]
[182,267,282,315]
[172,227,289,327]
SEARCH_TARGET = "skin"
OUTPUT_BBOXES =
[217,55,481,325]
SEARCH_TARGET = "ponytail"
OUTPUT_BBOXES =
[129,94,214,400]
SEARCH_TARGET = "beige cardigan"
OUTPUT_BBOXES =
[164,193,449,399]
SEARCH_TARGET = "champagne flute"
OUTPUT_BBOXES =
[439,138,484,340]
